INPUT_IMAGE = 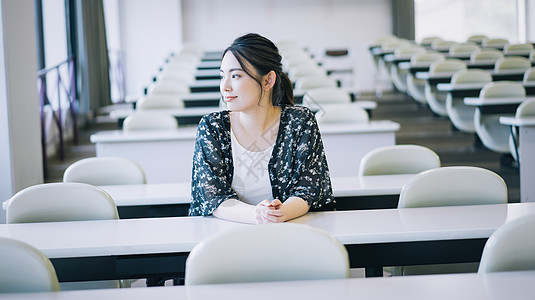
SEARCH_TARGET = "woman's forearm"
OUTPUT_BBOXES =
[281,197,310,221]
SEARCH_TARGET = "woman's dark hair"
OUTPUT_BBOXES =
[223,33,294,106]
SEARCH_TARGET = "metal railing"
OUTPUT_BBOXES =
[37,56,77,179]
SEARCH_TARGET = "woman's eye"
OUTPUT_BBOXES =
[231,74,240,79]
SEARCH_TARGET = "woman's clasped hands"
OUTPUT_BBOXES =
[254,199,286,224]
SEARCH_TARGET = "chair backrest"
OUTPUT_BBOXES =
[288,63,326,80]
[380,38,410,52]
[449,44,480,56]
[0,237,60,293]
[358,145,440,176]
[6,182,119,223]
[315,104,369,125]
[451,69,492,85]
[478,215,535,273]
[504,43,534,53]
[469,49,504,64]
[303,87,351,105]
[480,81,526,99]
[295,75,338,90]
[419,36,441,47]
[523,67,535,83]
[431,40,457,52]
[147,81,190,96]
[136,95,183,110]
[429,59,466,75]
[393,45,425,58]
[482,38,509,49]
[63,157,147,186]
[516,98,535,118]
[409,52,445,65]
[122,111,178,132]
[494,56,531,72]
[398,166,508,208]
[467,34,488,44]
[185,223,350,285]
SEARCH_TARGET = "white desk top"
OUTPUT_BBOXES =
[436,82,487,92]
[1,174,415,210]
[90,120,400,144]
[89,127,198,143]
[499,116,535,126]
[100,174,414,207]
[109,107,220,121]
[2,271,534,300]
[464,96,535,106]
[1,202,533,259]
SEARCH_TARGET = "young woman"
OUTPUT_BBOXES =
[189,33,333,224]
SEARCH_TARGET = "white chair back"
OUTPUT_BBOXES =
[122,111,178,132]
[0,237,60,293]
[303,87,351,105]
[315,103,369,125]
[494,56,531,72]
[359,145,440,176]
[478,215,535,273]
[449,44,480,56]
[398,166,507,208]
[63,157,147,186]
[480,81,526,98]
[482,38,509,49]
[523,67,535,83]
[185,223,349,285]
[136,95,183,110]
[469,49,504,64]
[295,75,338,91]
[6,182,119,223]
[451,69,493,85]
[467,34,488,44]
[429,59,466,75]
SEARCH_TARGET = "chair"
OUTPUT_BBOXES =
[5,182,124,289]
[482,38,509,49]
[474,81,525,154]
[185,223,350,285]
[503,43,534,56]
[494,56,531,72]
[508,99,535,161]
[398,166,507,209]
[136,94,184,110]
[288,63,326,82]
[390,46,426,92]
[147,81,190,97]
[431,40,457,52]
[122,111,178,132]
[448,43,480,59]
[0,237,60,293]
[419,36,442,48]
[406,52,445,104]
[358,145,440,176]
[294,75,338,91]
[523,67,535,83]
[478,214,535,273]
[445,69,493,133]
[315,103,369,125]
[469,49,504,66]
[466,34,488,45]
[390,166,508,276]
[424,59,467,116]
[303,87,352,106]
[63,157,147,186]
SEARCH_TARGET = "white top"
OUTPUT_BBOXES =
[230,130,274,205]
[1,271,534,300]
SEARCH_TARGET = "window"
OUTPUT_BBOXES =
[415,0,520,43]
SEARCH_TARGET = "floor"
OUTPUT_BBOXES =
[44,90,520,203]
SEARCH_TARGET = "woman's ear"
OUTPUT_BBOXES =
[263,70,276,91]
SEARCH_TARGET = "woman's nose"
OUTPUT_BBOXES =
[221,77,231,92]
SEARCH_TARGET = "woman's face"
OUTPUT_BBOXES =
[220,51,267,112]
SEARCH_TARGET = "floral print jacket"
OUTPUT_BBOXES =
[189,105,334,216]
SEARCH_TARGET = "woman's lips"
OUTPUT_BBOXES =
[224,96,237,102]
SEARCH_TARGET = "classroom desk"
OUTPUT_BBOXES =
[194,69,220,80]
[416,69,526,86]
[90,120,399,183]
[464,96,533,114]
[195,60,220,70]
[499,116,535,202]
[189,79,220,93]
[438,82,535,98]
[2,271,534,300]
[89,174,416,218]
[1,202,533,282]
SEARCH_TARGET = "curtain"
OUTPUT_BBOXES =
[392,0,415,40]
[73,0,111,115]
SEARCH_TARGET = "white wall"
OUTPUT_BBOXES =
[181,0,392,93]
[119,0,183,100]
[0,0,42,224]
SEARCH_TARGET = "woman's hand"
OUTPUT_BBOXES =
[254,199,286,224]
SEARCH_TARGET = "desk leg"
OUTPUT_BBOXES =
[365,267,384,277]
